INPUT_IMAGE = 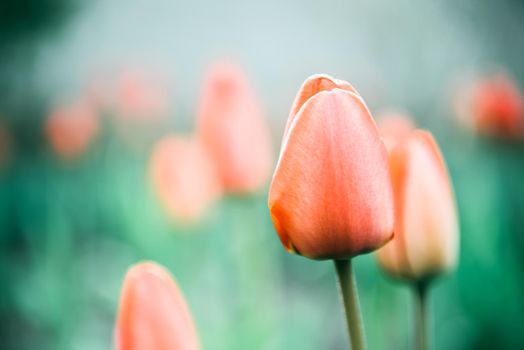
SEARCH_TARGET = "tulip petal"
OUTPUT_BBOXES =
[285,74,358,143]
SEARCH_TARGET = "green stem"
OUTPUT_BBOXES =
[334,259,366,350]
[414,281,429,350]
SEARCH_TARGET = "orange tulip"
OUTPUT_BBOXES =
[115,262,200,350]
[45,101,98,159]
[376,110,415,151]
[377,130,459,281]
[149,136,221,222]
[196,61,272,193]
[268,74,394,260]
[470,73,524,139]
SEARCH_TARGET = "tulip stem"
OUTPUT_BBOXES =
[414,281,429,350]
[334,259,366,350]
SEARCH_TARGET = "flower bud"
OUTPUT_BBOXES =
[196,61,272,193]
[268,74,394,259]
[471,73,524,139]
[45,101,98,160]
[377,130,459,281]
[149,136,221,222]
[115,262,200,350]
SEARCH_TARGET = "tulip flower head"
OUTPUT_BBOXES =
[115,262,200,350]
[268,74,394,260]
[45,101,99,160]
[454,72,524,140]
[377,130,459,281]
[149,136,221,223]
[470,73,524,139]
[196,61,272,193]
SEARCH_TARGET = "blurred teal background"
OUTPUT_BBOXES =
[1,0,524,349]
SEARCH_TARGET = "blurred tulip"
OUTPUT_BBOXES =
[115,262,200,350]
[196,61,272,193]
[149,135,221,222]
[45,101,98,159]
[470,73,524,139]
[268,74,394,259]
[376,110,415,151]
[116,68,169,121]
[454,72,524,139]
[377,130,459,281]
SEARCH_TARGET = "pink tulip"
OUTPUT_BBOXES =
[268,74,394,259]
[45,101,98,159]
[471,73,524,139]
[115,262,200,350]
[149,136,221,222]
[377,130,459,280]
[196,61,272,193]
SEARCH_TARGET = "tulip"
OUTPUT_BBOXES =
[454,72,524,140]
[268,74,394,260]
[45,101,98,160]
[470,73,524,139]
[376,110,415,151]
[377,130,459,281]
[268,74,395,350]
[376,129,459,350]
[196,61,272,193]
[115,262,200,350]
[149,135,221,222]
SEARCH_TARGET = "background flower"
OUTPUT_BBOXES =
[149,136,221,223]
[197,61,272,194]
[45,101,99,160]
[377,130,459,281]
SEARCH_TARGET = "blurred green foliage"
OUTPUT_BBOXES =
[1,110,524,350]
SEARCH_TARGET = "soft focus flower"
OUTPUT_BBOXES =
[116,68,169,121]
[196,61,272,193]
[45,101,99,159]
[268,74,394,260]
[376,110,415,151]
[149,135,221,222]
[377,130,459,281]
[454,72,524,139]
[115,262,200,350]
[470,73,524,139]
